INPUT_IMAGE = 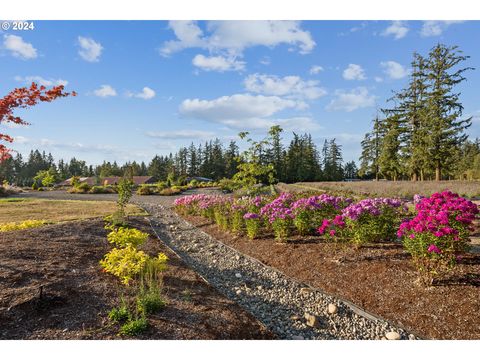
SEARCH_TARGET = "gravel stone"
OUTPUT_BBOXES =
[327,304,338,315]
[386,331,401,340]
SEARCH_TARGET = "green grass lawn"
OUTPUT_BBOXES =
[0,198,147,224]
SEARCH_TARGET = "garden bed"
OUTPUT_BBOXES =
[180,213,480,340]
[0,218,273,339]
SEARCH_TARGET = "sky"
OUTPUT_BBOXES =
[1,20,480,165]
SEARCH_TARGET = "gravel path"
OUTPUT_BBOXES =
[139,200,417,340]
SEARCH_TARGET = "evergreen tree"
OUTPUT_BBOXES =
[423,44,473,180]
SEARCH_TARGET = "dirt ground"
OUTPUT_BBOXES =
[0,218,273,340]
[182,214,480,340]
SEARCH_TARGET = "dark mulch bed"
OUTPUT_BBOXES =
[0,218,273,339]
[182,214,480,340]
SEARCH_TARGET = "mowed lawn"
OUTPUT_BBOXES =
[0,198,147,224]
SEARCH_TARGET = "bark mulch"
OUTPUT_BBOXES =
[0,218,273,340]
[182,214,480,340]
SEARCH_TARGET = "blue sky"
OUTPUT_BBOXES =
[1,20,479,165]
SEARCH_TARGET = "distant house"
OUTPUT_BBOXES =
[58,176,155,187]
[186,176,214,183]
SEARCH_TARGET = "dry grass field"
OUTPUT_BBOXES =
[277,181,480,199]
[0,198,146,224]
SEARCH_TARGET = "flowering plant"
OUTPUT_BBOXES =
[318,197,405,246]
[398,191,479,284]
[260,193,295,241]
[243,212,261,239]
[291,194,352,235]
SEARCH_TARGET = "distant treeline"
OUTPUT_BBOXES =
[0,130,356,186]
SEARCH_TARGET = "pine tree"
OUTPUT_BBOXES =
[423,44,473,180]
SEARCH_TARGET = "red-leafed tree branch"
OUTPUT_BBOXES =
[0,83,76,162]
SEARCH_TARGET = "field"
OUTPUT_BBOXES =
[0,198,145,224]
[277,181,480,199]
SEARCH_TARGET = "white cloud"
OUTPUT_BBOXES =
[309,65,324,75]
[3,34,37,59]
[160,21,206,56]
[381,61,409,79]
[374,76,383,83]
[146,130,216,140]
[93,85,117,97]
[127,87,156,100]
[327,87,376,112]
[244,73,327,100]
[13,136,29,144]
[381,21,409,40]
[180,94,299,123]
[179,93,312,130]
[420,21,465,37]
[160,20,315,57]
[275,117,321,132]
[77,36,103,62]
[14,75,68,87]
[343,64,366,80]
[192,54,245,72]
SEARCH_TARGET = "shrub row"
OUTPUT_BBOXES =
[174,190,479,284]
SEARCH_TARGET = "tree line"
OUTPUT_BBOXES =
[359,43,480,181]
[0,129,354,186]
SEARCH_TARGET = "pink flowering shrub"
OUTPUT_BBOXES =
[230,196,267,234]
[318,198,406,246]
[398,191,479,284]
[260,193,295,242]
[291,194,352,235]
[243,212,261,239]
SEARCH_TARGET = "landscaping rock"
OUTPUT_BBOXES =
[327,304,338,315]
[304,313,319,328]
[385,331,401,340]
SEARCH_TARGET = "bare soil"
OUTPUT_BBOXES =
[182,214,480,340]
[0,218,273,339]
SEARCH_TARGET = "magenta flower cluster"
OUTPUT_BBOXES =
[342,198,403,220]
[232,195,265,212]
[397,191,479,241]
[259,193,295,223]
[291,194,352,214]
[243,212,260,220]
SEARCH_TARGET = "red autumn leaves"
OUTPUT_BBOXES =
[0,83,76,162]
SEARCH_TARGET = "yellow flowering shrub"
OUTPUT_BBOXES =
[107,227,149,248]
[100,246,149,285]
[0,220,46,232]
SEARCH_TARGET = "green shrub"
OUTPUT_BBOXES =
[69,182,91,193]
[218,178,242,193]
[107,227,149,248]
[90,186,114,194]
[159,187,182,196]
[108,305,131,323]
[119,317,148,336]
[156,181,167,191]
[136,289,165,315]
[189,179,199,187]
[136,184,154,195]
